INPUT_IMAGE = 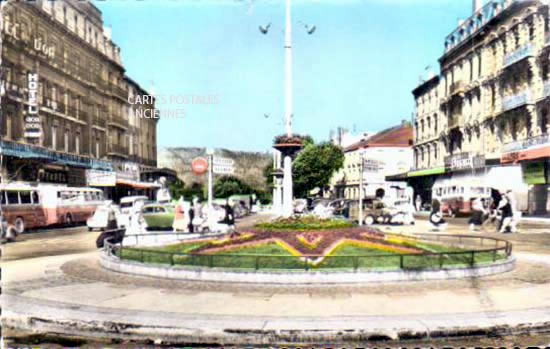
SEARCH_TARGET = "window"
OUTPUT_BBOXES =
[51,125,57,150]
[32,191,40,204]
[0,191,5,205]
[20,191,31,204]
[7,191,19,204]
[542,110,548,134]
[75,132,80,154]
[64,129,69,152]
[6,114,12,139]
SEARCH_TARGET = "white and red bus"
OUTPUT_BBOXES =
[0,183,105,234]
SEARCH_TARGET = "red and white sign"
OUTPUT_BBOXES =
[191,157,208,175]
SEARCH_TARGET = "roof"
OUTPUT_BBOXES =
[344,124,413,152]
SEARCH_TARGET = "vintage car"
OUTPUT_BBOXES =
[142,203,175,230]
[349,199,411,225]
[117,196,149,228]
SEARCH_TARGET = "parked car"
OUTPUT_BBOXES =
[87,204,121,231]
[142,203,175,230]
[118,196,148,228]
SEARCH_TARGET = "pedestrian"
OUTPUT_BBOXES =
[172,196,188,232]
[219,198,235,232]
[188,197,196,233]
[498,195,515,233]
[429,198,447,231]
[468,197,485,231]
[415,194,422,212]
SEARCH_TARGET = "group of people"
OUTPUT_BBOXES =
[429,189,519,234]
[172,197,236,234]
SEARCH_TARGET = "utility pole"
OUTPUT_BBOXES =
[359,153,364,226]
[207,149,214,208]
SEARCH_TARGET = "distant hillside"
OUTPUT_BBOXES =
[158,147,272,191]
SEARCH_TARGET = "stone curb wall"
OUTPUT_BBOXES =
[100,250,516,284]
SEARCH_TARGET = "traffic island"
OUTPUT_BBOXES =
[100,216,515,284]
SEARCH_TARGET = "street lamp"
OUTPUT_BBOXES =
[259,0,316,217]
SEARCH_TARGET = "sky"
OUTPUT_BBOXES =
[93,0,474,152]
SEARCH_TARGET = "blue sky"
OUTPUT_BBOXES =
[93,0,473,152]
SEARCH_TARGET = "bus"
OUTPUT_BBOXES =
[0,183,105,234]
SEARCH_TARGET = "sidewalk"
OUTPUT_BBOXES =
[3,250,550,344]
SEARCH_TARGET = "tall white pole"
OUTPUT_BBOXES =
[208,153,213,208]
[359,153,364,226]
[284,0,293,137]
[281,0,294,217]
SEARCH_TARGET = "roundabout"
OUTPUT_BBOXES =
[3,215,550,346]
[101,216,515,284]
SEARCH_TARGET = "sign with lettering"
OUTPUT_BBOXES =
[444,152,485,171]
[87,170,116,187]
[24,73,41,139]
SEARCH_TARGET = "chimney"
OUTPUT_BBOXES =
[473,0,482,14]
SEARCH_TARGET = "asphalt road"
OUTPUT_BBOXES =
[1,225,99,262]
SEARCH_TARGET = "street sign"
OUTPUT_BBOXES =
[191,157,208,175]
[213,157,234,166]
[213,156,234,175]
[213,164,234,175]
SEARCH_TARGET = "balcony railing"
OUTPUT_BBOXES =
[503,44,534,68]
[66,106,78,118]
[108,144,129,156]
[108,115,129,128]
[55,102,67,114]
[94,117,106,128]
[444,0,509,54]
[111,85,128,100]
[501,90,532,113]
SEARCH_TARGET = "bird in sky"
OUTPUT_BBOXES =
[306,25,316,35]
[259,23,271,34]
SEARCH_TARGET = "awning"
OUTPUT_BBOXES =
[116,179,161,190]
[407,167,446,178]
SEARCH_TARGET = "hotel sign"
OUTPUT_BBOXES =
[444,152,485,171]
[2,20,55,58]
[24,73,41,139]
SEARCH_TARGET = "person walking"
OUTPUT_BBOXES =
[415,194,422,212]
[172,196,188,232]
[429,198,447,231]
[469,197,485,231]
[498,195,515,233]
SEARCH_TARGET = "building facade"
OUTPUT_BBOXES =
[411,0,550,214]
[331,123,413,200]
[0,0,161,200]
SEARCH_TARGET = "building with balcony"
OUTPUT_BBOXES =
[410,0,550,214]
[0,0,161,200]
[330,123,413,200]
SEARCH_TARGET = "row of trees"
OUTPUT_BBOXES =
[170,137,344,203]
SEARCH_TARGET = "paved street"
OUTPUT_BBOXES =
[2,214,550,346]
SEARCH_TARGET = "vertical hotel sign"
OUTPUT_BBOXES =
[25,73,41,139]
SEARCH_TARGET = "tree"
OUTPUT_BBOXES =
[292,141,344,198]
[214,175,252,198]
[169,180,205,201]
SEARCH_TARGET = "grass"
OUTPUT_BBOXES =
[117,239,506,270]
[255,216,355,232]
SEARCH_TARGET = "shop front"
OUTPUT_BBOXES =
[502,135,550,215]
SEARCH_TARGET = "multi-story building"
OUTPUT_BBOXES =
[410,0,550,214]
[0,0,161,200]
[331,123,413,200]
